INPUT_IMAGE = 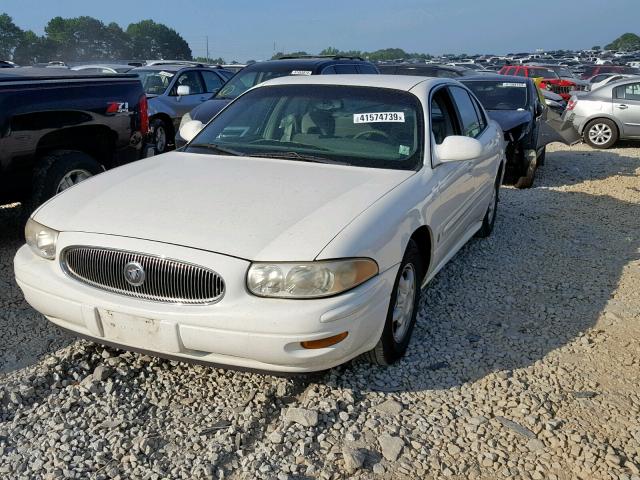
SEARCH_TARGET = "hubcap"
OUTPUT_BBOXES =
[392,263,416,343]
[155,125,167,152]
[56,169,92,194]
[588,123,612,145]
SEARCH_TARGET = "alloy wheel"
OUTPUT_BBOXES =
[588,123,612,145]
[392,263,417,343]
[56,169,93,194]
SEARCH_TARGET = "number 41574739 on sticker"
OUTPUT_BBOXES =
[354,112,405,124]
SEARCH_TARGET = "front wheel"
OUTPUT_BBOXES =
[366,240,423,365]
[514,150,537,189]
[584,118,618,149]
[151,118,171,154]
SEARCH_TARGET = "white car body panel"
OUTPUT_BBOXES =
[16,75,505,372]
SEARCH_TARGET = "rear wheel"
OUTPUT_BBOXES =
[476,175,500,238]
[24,150,102,215]
[584,118,618,149]
[366,240,423,365]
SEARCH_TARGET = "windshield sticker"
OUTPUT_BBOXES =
[399,145,411,155]
[158,71,173,77]
[354,112,405,123]
[291,70,312,76]
[502,82,527,88]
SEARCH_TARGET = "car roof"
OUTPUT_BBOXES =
[380,63,470,72]
[461,74,533,84]
[131,64,207,72]
[242,57,372,71]
[257,74,443,92]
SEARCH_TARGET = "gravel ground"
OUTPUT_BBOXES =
[1,142,639,480]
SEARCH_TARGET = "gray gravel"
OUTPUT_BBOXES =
[1,142,640,479]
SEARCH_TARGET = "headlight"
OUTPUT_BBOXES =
[179,112,192,130]
[25,219,59,260]
[247,259,378,298]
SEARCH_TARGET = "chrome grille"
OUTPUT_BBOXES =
[61,246,225,305]
[551,85,572,95]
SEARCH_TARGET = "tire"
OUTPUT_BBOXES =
[476,175,500,238]
[151,118,171,154]
[366,239,423,366]
[514,150,537,189]
[24,150,102,215]
[537,146,546,166]
[584,118,618,149]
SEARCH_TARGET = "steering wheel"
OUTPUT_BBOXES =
[354,130,391,141]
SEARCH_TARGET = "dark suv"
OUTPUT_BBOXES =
[175,56,379,146]
[378,63,477,78]
[131,63,234,153]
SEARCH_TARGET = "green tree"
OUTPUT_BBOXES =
[44,16,131,61]
[592,45,601,51]
[0,13,23,59]
[271,51,308,59]
[126,20,192,60]
[13,30,59,64]
[194,56,225,64]
[319,46,340,56]
[605,33,640,51]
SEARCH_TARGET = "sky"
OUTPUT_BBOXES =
[1,0,639,61]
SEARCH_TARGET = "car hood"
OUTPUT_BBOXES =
[486,109,532,132]
[191,98,232,123]
[35,152,415,261]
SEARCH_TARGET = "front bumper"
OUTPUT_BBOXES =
[14,232,395,373]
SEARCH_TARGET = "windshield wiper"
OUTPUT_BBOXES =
[249,151,347,165]
[188,143,244,156]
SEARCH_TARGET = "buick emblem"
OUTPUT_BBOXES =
[124,261,145,287]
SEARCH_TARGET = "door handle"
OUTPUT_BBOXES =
[618,104,629,110]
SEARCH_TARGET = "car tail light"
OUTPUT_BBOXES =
[567,99,577,111]
[138,95,149,135]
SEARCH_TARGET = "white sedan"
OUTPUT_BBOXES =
[15,75,505,373]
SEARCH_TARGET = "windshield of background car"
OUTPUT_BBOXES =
[554,67,574,78]
[462,81,529,110]
[215,66,306,100]
[187,85,423,171]
[529,67,559,79]
[135,69,175,95]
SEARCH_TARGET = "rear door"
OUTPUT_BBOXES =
[613,82,640,137]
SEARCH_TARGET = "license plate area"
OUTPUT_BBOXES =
[98,309,181,353]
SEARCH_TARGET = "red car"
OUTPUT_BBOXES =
[499,65,577,101]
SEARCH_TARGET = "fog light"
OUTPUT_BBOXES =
[301,332,348,349]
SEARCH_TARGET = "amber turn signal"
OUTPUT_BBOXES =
[301,332,348,349]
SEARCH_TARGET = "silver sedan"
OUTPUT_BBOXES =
[564,76,640,149]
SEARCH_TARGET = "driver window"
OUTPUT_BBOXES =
[171,71,204,96]
[431,88,458,145]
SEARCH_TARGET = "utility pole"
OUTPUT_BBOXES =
[206,36,209,61]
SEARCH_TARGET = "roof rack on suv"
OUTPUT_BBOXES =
[145,60,202,67]
[275,55,365,61]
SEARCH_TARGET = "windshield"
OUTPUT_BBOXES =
[554,67,574,78]
[187,85,423,171]
[463,81,529,110]
[215,67,300,100]
[528,67,559,79]
[135,69,175,95]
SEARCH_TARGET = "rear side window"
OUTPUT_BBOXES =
[614,83,640,101]
[514,68,527,77]
[357,64,378,74]
[333,64,358,74]
[449,86,483,138]
[435,69,458,78]
[201,71,225,93]
[322,66,337,74]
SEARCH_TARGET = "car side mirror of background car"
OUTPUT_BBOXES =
[535,102,545,117]
[177,85,191,96]
[179,120,204,143]
[435,136,483,164]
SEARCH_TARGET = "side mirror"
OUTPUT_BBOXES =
[435,136,483,163]
[177,85,190,96]
[535,102,544,117]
